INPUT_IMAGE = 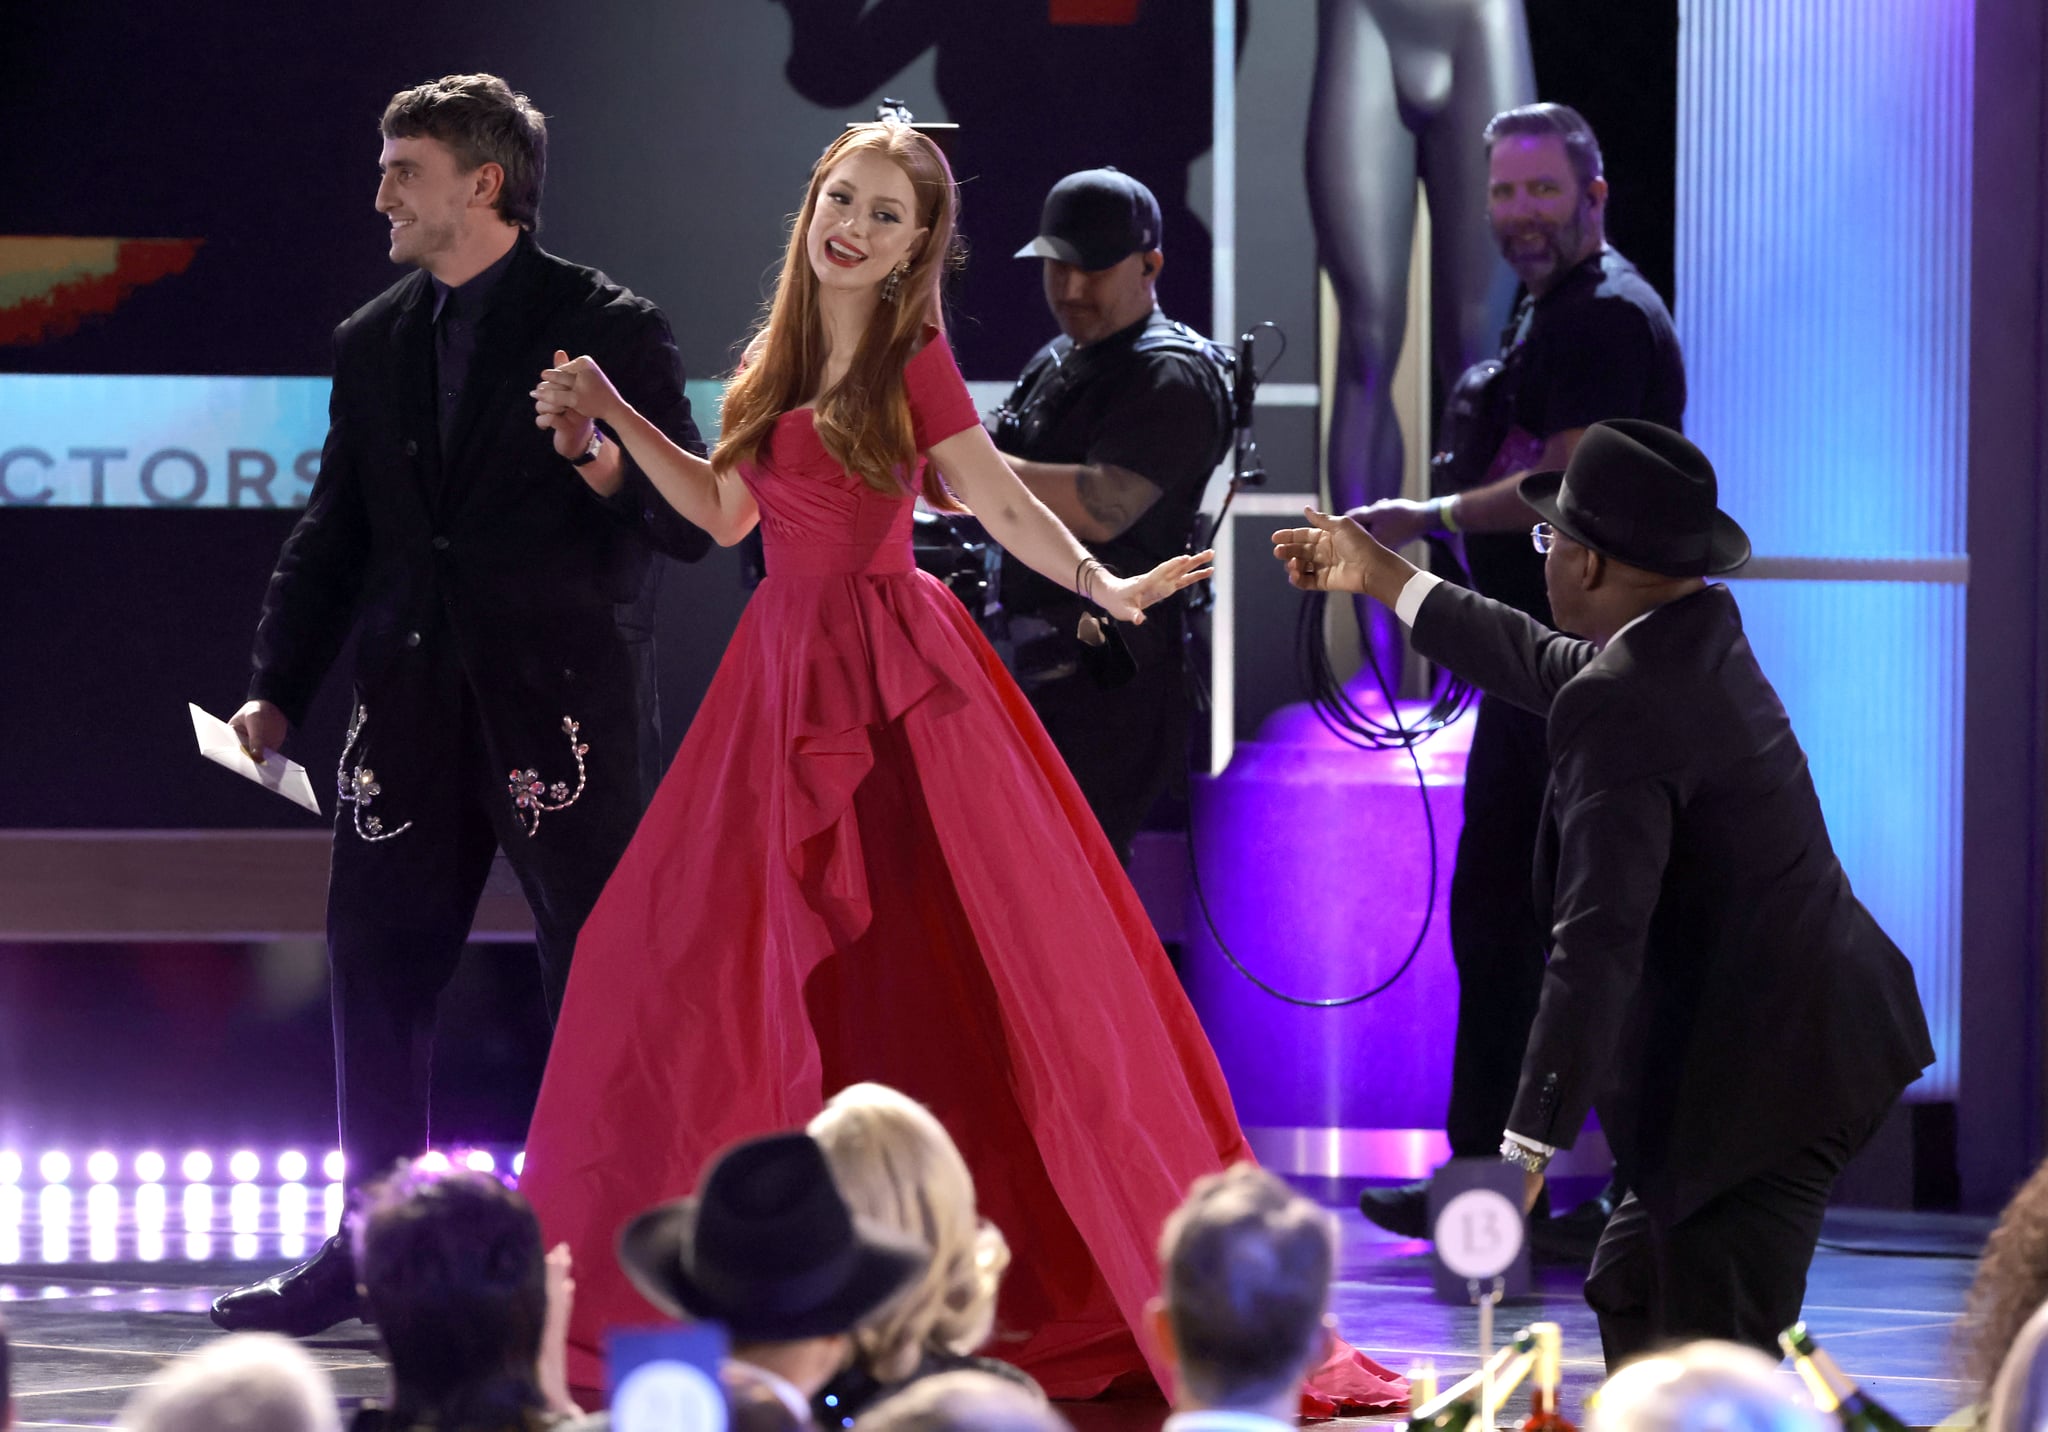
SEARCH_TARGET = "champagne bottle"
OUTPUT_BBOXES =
[1407,1394,1479,1432]
[1780,1322,1910,1432]
[1518,1322,1577,1432]
[1408,1362,1439,1416]
[1408,1328,1538,1432]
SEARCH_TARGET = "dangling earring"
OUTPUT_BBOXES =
[881,259,909,304]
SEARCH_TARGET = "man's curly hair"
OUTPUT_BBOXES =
[1960,1157,2048,1397]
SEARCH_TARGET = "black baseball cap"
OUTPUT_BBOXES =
[1014,167,1162,271]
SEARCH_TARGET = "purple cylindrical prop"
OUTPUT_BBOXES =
[1183,694,1470,1173]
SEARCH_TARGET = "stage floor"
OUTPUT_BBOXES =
[2,1184,1986,1429]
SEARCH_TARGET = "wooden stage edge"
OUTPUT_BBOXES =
[0,829,536,942]
[0,829,1194,945]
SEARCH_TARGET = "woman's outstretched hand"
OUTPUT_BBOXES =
[1094,549,1216,625]
[1271,507,1401,598]
[535,350,626,430]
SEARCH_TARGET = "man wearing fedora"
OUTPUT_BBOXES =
[617,1133,928,1432]
[1272,420,1933,1366]
[1348,103,1687,1255]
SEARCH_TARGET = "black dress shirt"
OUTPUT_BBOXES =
[430,241,520,449]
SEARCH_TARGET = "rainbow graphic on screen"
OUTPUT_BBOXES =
[0,237,203,346]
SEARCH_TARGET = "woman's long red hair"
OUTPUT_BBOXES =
[712,123,965,510]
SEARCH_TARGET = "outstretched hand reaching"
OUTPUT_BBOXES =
[1092,549,1216,625]
[1270,507,1406,600]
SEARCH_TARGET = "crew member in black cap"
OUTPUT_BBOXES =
[1270,421,1933,1368]
[991,167,1233,866]
[618,1132,929,1432]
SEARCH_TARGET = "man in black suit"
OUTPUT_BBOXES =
[213,73,710,1336]
[1348,105,1685,1254]
[1271,421,1933,1365]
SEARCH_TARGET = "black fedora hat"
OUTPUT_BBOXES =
[1518,420,1751,578]
[617,1133,927,1343]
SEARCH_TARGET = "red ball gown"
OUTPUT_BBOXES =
[520,333,1402,1412]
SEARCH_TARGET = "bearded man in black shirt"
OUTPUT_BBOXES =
[1350,104,1685,1248]
[993,168,1233,866]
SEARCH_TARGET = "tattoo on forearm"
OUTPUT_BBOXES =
[1074,463,1163,537]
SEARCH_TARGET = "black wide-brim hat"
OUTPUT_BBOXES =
[617,1132,927,1344]
[1518,419,1751,578]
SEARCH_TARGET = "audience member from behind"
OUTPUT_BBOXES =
[117,1333,342,1432]
[808,1084,1039,1423]
[1147,1164,1336,1429]
[851,1371,1066,1432]
[351,1166,591,1431]
[1960,1156,2048,1415]
[618,1132,929,1432]
[1588,1341,1828,1432]
[1983,1299,2048,1432]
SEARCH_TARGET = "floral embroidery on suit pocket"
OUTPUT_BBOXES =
[507,716,590,837]
[337,704,414,842]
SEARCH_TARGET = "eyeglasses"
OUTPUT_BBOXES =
[1531,522,1558,554]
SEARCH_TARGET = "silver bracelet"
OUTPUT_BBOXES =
[1498,1135,1551,1175]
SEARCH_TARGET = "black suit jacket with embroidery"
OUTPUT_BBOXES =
[247,236,710,826]
[1410,581,1934,1222]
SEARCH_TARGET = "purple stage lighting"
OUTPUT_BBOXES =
[0,1152,20,1185]
[323,1150,346,1182]
[464,1150,496,1174]
[182,1151,213,1183]
[277,1150,308,1182]
[416,1150,451,1174]
[40,1152,71,1185]
[86,1151,119,1184]
[135,1151,167,1183]
[228,1151,261,1183]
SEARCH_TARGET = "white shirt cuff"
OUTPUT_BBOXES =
[1393,569,1443,628]
[1504,1129,1559,1158]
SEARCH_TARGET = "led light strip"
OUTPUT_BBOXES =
[0,1146,526,1186]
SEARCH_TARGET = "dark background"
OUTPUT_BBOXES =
[0,0,1677,830]
[0,0,1679,1151]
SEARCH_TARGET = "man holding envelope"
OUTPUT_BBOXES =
[212,73,709,1337]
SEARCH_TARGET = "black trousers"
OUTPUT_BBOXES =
[324,685,641,1191]
[1023,622,1189,868]
[1445,694,1551,1156]
[1585,1113,1882,1369]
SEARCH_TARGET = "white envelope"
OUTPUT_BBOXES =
[189,703,323,815]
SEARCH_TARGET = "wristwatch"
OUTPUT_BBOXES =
[570,428,606,468]
[1498,1134,1552,1175]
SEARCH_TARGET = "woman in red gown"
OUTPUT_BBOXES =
[523,122,1402,1412]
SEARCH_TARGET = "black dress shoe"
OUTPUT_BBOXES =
[1357,1180,1430,1238]
[1528,1186,1617,1265]
[210,1233,366,1336]
[1360,1178,1553,1242]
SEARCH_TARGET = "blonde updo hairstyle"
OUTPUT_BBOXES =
[809,1083,1011,1382]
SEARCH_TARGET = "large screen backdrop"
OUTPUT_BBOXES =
[0,0,1226,825]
